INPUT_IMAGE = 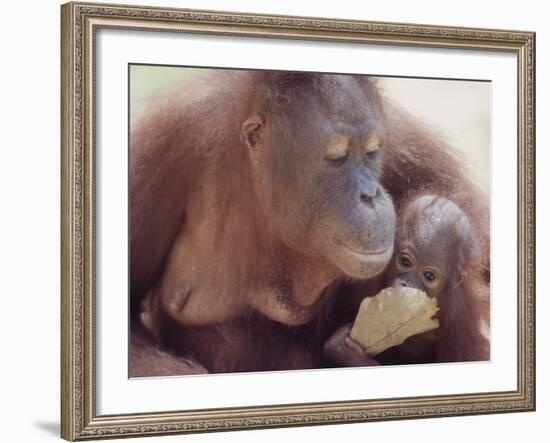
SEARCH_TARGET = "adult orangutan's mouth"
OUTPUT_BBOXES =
[338,241,392,256]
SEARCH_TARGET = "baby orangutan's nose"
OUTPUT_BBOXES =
[393,278,408,287]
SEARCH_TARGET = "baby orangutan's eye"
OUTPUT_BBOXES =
[423,270,437,282]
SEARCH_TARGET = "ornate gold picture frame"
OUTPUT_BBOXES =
[61,1,535,440]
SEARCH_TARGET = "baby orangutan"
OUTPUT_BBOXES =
[324,194,490,367]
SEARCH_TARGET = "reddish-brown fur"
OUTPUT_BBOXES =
[433,204,490,364]
[129,70,489,376]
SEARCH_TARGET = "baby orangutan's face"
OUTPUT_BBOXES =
[389,248,448,298]
[387,195,471,298]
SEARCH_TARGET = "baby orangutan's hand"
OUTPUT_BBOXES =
[324,323,380,367]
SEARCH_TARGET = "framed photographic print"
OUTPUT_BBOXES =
[60,1,536,440]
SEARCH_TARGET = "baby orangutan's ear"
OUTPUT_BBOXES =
[455,271,467,289]
[241,115,265,151]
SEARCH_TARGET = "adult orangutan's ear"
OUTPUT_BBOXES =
[241,115,265,150]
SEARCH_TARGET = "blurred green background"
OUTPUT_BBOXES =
[130,65,490,196]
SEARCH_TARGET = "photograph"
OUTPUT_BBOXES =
[129,65,491,377]
[59,2,535,440]
[2,0,547,441]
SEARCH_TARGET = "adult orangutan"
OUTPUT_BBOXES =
[129,70,489,376]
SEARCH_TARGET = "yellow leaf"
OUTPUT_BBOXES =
[349,287,440,356]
